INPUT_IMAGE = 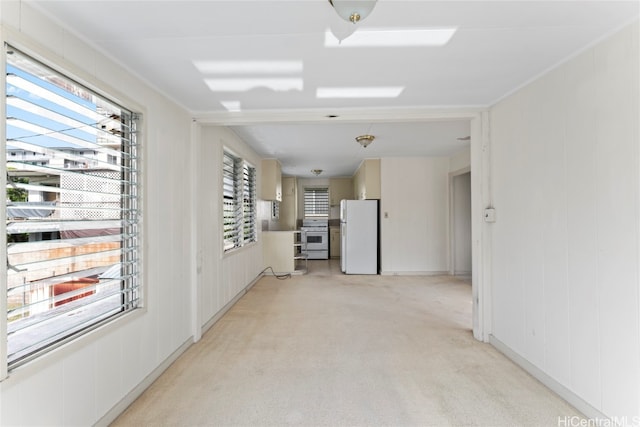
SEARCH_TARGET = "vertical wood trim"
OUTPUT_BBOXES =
[190,121,202,342]
[471,111,492,342]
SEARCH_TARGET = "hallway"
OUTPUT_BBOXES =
[112,263,582,426]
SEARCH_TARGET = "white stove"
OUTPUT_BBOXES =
[300,219,329,260]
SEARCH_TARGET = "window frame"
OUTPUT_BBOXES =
[222,150,256,252]
[2,43,144,372]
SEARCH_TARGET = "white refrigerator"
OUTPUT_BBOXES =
[340,199,378,274]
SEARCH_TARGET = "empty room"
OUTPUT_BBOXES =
[0,1,639,426]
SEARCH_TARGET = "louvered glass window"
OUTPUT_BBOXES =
[242,163,256,244]
[5,46,141,367]
[223,151,256,251]
[304,187,329,217]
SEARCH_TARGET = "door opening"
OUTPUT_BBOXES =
[450,170,472,280]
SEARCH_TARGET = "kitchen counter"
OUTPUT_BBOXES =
[262,231,306,274]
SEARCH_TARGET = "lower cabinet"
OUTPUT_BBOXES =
[330,227,341,259]
[262,231,307,274]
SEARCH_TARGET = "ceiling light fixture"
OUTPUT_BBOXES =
[311,169,323,176]
[355,134,375,148]
[328,0,377,24]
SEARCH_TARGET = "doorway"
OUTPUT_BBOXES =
[450,170,472,279]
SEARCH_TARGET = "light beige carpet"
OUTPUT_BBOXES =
[112,261,583,426]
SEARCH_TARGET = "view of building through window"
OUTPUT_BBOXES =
[5,46,140,366]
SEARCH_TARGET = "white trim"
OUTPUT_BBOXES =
[194,106,485,126]
[380,271,449,276]
[470,112,492,342]
[454,271,472,277]
[190,120,202,343]
[635,23,640,418]
[490,335,604,421]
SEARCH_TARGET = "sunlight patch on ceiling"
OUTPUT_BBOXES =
[220,101,242,112]
[325,28,457,47]
[196,60,304,93]
[194,60,303,74]
[316,87,404,98]
[205,78,303,92]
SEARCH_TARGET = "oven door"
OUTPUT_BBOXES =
[304,231,328,251]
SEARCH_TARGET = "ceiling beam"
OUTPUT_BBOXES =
[192,106,488,126]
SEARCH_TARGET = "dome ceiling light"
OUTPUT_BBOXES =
[328,0,378,24]
[355,134,375,148]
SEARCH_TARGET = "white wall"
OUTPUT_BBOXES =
[490,22,639,419]
[197,126,264,328]
[380,157,450,274]
[0,4,263,426]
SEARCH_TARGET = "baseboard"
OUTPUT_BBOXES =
[97,271,264,426]
[94,338,193,427]
[489,335,608,421]
[454,270,472,276]
[380,270,449,276]
[201,272,264,334]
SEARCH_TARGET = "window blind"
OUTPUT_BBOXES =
[5,46,140,367]
[242,163,256,244]
[223,151,256,251]
[304,187,329,217]
[223,152,242,251]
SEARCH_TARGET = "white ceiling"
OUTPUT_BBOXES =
[31,0,639,177]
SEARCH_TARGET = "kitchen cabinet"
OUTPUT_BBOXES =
[262,231,306,274]
[353,159,380,200]
[262,231,293,272]
[279,176,297,230]
[261,159,282,201]
[329,178,353,206]
[330,226,341,258]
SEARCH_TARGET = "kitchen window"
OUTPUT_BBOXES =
[223,151,256,251]
[4,46,141,368]
[304,187,329,218]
